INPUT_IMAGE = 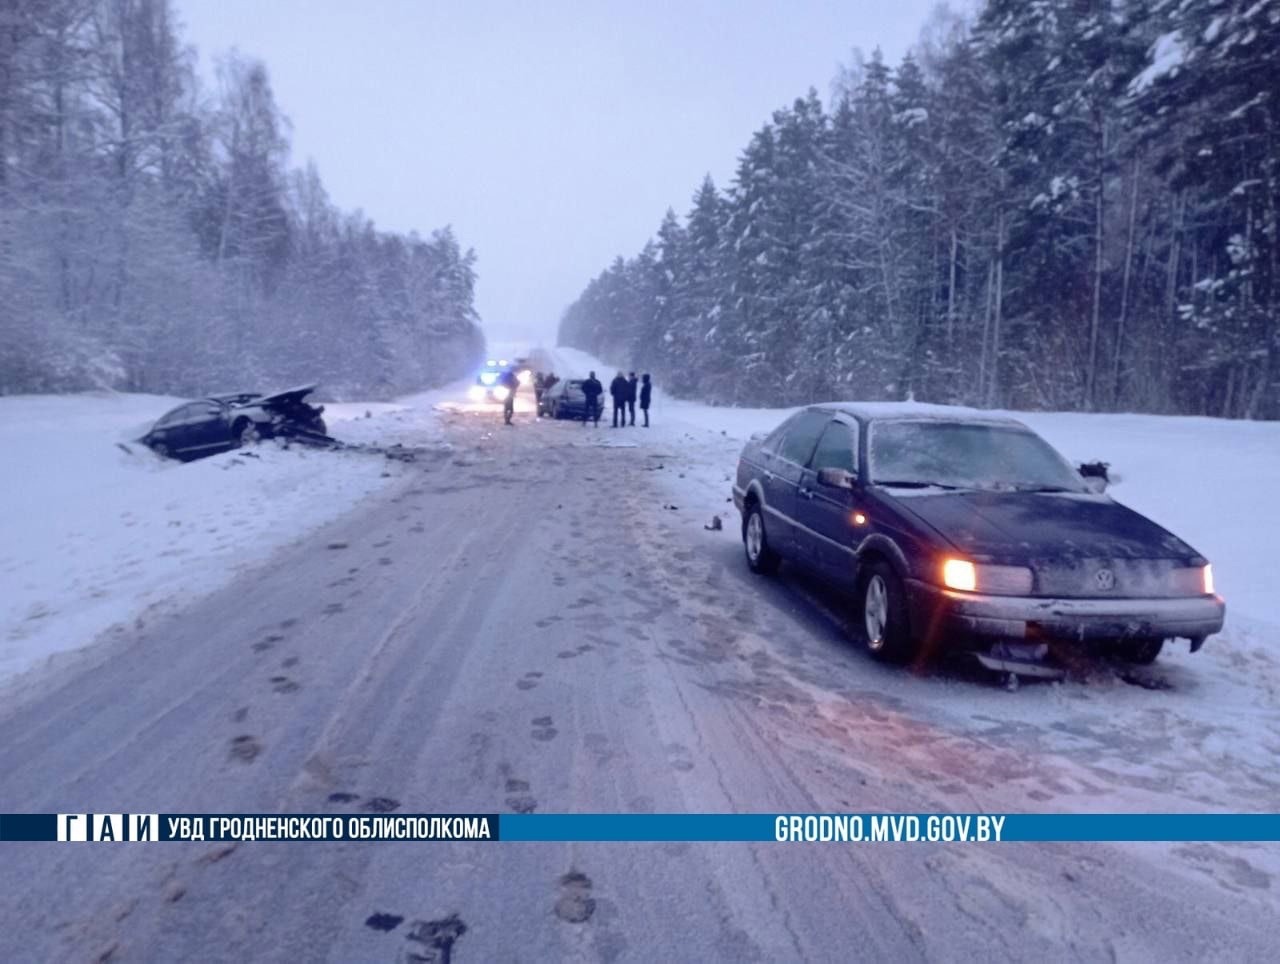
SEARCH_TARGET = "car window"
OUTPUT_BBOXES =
[868,420,1088,491]
[200,402,224,417]
[156,406,186,428]
[762,412,800,453]
[809,421,858,474]
[778,410,830,466]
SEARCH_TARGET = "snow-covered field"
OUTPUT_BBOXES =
[0,388,457,685]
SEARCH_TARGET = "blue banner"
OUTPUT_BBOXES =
[5,812,1279,843]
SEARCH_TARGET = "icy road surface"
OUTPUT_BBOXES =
[1,379,1279,962]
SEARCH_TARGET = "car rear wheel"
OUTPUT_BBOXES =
[743,503,781,575]
[856,560,914,662]
[1118,639,1163,664]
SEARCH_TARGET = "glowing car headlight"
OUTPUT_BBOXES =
[492,386,510,402]
[942,559,977,592]
[468,384,486,401]
[479,372,498,386]
[517,369,533,386]
[941,558,1033,595]
[1171,564,1214,595]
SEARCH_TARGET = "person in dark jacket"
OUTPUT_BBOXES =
[533,372,546,412]
[639,373,652,427]
[580,371,603,426]
[609,372,628,428]
[499,368,520,425]
[626,372,639,426]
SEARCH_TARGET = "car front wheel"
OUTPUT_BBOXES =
[235,420,260,446]
[743,503,781,575]
[856,560,914,662]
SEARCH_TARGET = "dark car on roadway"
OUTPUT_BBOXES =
[539,378,594,419]
[141,385,329,461]
[732,403,1224,670]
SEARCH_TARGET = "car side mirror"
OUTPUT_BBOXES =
[817,467,856,490]
[1078,460,1109,493]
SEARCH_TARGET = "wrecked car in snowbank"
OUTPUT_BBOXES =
[733,403,1225,674]
[141,385,330,461]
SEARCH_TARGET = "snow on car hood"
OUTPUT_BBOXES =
[255,384,319,406]
[890,489,1199,561]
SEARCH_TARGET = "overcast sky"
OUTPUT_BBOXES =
[175,0,942,346]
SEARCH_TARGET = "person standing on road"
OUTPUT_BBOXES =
[533,372,546,413]
[626,372,639,426]
[499,368,519,425]
[610,372,628,428]
[640,373,652,427]
[581,371,603,426]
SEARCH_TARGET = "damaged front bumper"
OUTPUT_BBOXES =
[905,580,1225,651]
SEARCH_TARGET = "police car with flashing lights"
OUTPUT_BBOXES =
[469,357,533,404]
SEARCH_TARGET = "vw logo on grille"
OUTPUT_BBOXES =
[1094,568,1116,591]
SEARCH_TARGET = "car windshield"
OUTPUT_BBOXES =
[868,420,1087,492]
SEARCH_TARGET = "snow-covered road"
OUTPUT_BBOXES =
[1,368,1278,961]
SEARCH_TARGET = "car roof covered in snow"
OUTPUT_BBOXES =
[811,400,1028,426]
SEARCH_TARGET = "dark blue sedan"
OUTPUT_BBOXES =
[732,404,1225,669]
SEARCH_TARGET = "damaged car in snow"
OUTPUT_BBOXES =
[732,403,1225,675]
[141,385,330,461]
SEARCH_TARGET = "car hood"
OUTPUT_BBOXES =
[889,490,1198,561]
[253,384,319,407]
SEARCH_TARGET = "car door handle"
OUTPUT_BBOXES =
[763,471,774,481]
[799,487,815,500]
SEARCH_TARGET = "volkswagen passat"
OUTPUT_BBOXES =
[732,404,1224,669]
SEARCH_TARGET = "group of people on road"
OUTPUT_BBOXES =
[578,370,651,427]
[515,366,654,428]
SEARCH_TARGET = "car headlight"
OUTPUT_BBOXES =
[1171,564,1214,595]
[941,558,977,592]
[492,386,510,402]
[479,372,498,386]
[941,558,1033,595]
[517,369,533,385]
